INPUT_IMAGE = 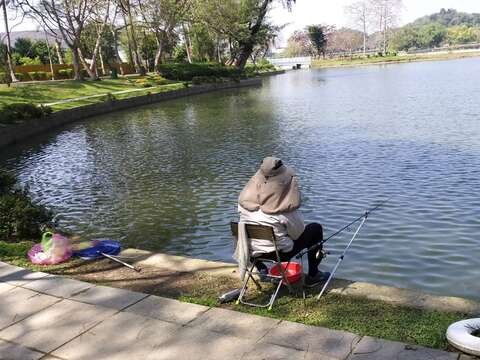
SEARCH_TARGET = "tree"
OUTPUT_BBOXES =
[192,0,295,69]
[345,1,370,55]
[18,0,106,80]
[282,30,313,57]
[307,25,333,57]
[117,0,145,75]
[1,0,18,83]
[417,23,446,48]
[327,28,364,54]
[369,0,403,54]
[136,0,191,69]
[446,25,480,45]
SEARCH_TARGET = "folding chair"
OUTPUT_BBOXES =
[230,222,296,310]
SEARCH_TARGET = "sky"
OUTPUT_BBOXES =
[1,0,480,39]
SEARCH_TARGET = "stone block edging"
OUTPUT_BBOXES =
[122,248,480,315]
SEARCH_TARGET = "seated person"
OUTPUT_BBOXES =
[237,156,329,287]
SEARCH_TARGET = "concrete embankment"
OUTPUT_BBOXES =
[124,249,480,315]
[0,78,262,149]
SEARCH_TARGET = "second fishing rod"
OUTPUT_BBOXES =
[295,197,391,260]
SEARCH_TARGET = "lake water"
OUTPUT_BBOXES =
[2,58,480,299]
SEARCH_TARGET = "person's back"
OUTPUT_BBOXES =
[235,156,330,287]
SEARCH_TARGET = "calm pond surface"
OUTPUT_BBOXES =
[2,58,480,299]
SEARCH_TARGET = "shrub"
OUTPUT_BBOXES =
[18,56,42,66]
[0,103,52,124]
[58,69,74,79]
[0,72,7,84]
[0,169,52,241]
[157,63,241,81]
[80,69,89,78]
[27,71,48,81]
[14,73,25,81]
[46,72,53,80]
[104,93,115,102]
[191,76,222,85]
[149,75,169,85]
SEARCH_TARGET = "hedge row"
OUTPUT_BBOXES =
[157,63,242,81]
[0,69,85,83]
[0,103,53,125]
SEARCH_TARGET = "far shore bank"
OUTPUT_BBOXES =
[311,50,480,69]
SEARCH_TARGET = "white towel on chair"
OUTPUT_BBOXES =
[233,222,251,281]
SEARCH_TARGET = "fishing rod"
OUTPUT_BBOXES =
[296,197,391,260]
[316,214,367,299]
[312,197,391,300]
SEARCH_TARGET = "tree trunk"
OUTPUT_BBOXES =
[77,47,98,80]
[111,28,125,75]
[363,14,367,56]
[55,39,64,64]
[1,0,18,83]
[44,34,55,80]
[99,49,106,76]
[154,37,163,70]
[182,24,193,64]
[121,11,135,67]
[383,6,387,54]
[71,45,82,80]
[125,1,145,75]
[234,42,253,69]
[234,0,269,70]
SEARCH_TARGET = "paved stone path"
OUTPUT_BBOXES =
[0,261,465,360]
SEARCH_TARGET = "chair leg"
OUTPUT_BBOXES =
[236,263,260,305]
[268,280,284,311]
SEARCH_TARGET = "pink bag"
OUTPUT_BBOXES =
[28,233,72,265]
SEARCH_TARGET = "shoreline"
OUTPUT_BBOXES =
[0,77,263,149]
[311,51,480,70]
[0,249,476,351]
[124,249,480,314]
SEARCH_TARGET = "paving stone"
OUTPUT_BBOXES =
[69,285,148,310]
[0,263,50,287]
[0,338,44,360]
[0,286,60,331]
[261,320,360,359]
[241,342,310,360]
[51,311,182,360]
[152,324,257,360]
[125,295,209,325]
[187,307,281,340]
[459,354,479,360]
[0,281,16,293]
[348,336,458,360]
[0,299,116,353]
[22,275,93,298]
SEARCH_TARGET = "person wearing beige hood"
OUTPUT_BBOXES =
[238,156,330,287]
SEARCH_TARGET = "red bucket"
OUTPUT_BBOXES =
[269,262,303,284]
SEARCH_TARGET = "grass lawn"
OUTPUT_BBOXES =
[312,51,480,69]
[0,240,467,350]
[0,77,185,112]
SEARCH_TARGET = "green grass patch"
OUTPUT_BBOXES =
[178,274,466,350]
[0,77,184,113]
